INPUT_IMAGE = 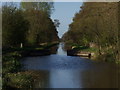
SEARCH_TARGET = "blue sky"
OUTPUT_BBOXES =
[1,2,83,38]
[51,2,83,38]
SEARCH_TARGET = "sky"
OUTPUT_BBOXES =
[51,2,83,38]
[1,2,83,38]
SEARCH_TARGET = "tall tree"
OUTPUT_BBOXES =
[63,2,120,62]
[20,2,54,17]
[20,2,59,45]
[2,4,29,47]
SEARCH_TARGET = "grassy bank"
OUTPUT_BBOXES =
[2,51,33,88]
[65,43,119,63]
[3,42,59,54]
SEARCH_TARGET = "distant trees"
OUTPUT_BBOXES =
[63,2,120,62]
[53,19,60,28]
[2,2,59,47]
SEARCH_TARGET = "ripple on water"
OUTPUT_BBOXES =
[21,54,119,88]
[22,55,97,70]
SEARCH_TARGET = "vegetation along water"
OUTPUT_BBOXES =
[2,2,120,89]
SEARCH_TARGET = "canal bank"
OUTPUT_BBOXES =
[2,43,120,88]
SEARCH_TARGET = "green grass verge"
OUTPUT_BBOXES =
[3,72,33,88]
[72,45,98,53]
[3,42,59,54]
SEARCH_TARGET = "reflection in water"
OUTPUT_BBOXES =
[49,68,119,88]
[28,66,119,88]
[49,70,82,88]
[34,71,49,88]
[22,43,120,88]
[50,44,58,54]
[57,43,67,55]
[80,69,119,88]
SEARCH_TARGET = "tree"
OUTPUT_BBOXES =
[2,4,29,47]
[54,19,60,28]
[20,2,54,17]
[20,2,59,45]
[63,2,120,62]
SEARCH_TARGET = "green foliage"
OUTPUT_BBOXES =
[4,73,33,88]
[3,52,22,74]
[3,52,22,61]
[2,2,59,48]
[2,4,29,48]
[63,2,120,62]
[22,9,59,45]
[7,52,22,58]
[95,52,115,62]
[81,47,98,52]
[116,60,120,64]
[0,77,1,90]
[20,2,54,16]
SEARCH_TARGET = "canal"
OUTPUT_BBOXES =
[22,43,119,88]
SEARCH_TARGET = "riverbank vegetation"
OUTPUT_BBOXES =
[2,2,59,88]
[2,52,32,88]
[63,2,120,63]
[3,2,59,48]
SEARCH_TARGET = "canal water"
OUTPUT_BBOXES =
[22,43,120,88]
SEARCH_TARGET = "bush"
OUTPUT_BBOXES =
[4,73,33,88]
[3,58,21,74]
[2,52,22,74]
[3,52,22,61]
[95,52,115,62]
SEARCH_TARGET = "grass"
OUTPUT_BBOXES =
[3,42,59,54]
[80,47,98,53]
[2,52,22,74]
[72,45,98,53]
[64,42,98,52]
[95,53,115,62]
[2,51,22,88]
[2,52,33,88]
[65,43,119,63]
[3,72,33,88]
[22,70,49,88]
[116,60,120,64]
[0,77,1,90]
[2,51,36,89]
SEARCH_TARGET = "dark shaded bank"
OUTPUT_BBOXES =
[66,45,96,59]
[26,49,50,56]
[3,42,59,57]
[67,49,91,58]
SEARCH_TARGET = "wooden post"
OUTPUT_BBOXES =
[20,43,23,48]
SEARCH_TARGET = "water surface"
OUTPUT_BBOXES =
[22,43,120,88]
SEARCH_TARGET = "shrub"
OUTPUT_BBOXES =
[4,73,33,88]
[2,52,22,74]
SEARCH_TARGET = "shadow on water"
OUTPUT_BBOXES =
[50,44,59,54]
[50,42,67,55]
[56,43,67,55]
[22,43,120,88]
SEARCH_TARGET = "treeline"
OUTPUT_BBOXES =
[63,2,120,62]
[2,2,59,48]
